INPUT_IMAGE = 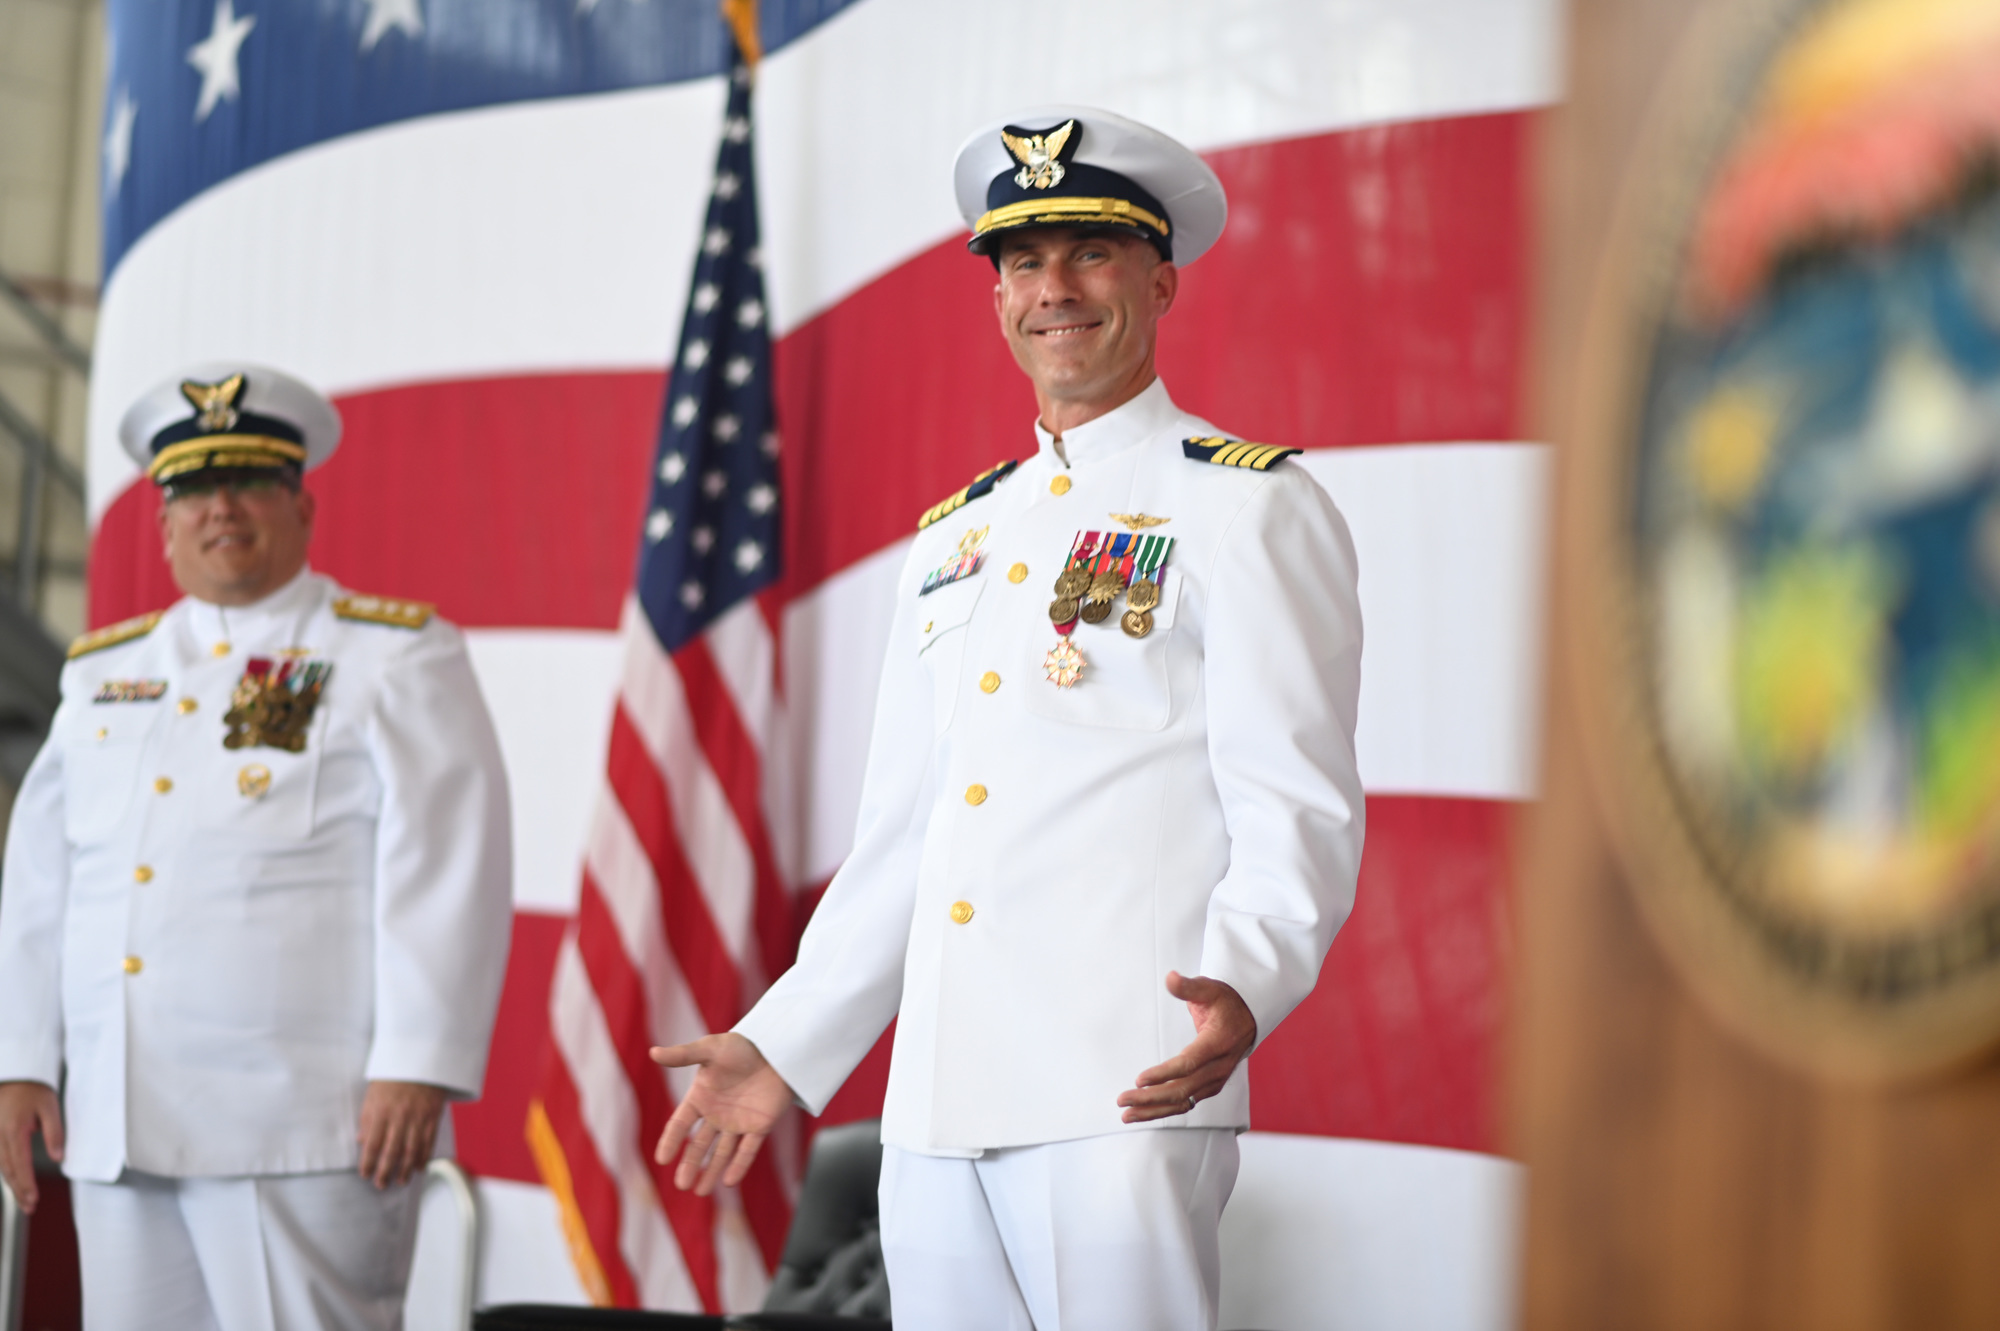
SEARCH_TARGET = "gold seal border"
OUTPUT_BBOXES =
[1561,0,2000,1083]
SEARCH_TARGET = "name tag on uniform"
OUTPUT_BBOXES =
[93,679,167,704]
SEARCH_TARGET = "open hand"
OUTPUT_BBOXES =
[1117,971,1257,1123]
[650,1032,793,1196]
[0,1081,62,1214]
[357,1080,448,1189]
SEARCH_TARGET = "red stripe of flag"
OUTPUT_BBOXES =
[666,634,800,1269]
[735,1142,795,1272]
[534,1036,642,1306]
[671,637,798,995]
[573,873,724,1310]
[605,702,746,1034]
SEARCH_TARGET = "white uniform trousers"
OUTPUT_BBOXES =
[879,1128,1239,1331]
[71,1169,423,1331]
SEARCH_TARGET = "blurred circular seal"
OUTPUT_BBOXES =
[1571,0,2000,1079]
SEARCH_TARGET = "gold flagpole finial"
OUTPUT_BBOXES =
[721,0,762,67]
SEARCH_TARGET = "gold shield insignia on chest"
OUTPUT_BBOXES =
[223,657,332,752]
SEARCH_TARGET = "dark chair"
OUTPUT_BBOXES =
[472,1307,721,1330]
[760,1118,889,1322]
[470,1312,888,1331]
[475,1118,890,1331]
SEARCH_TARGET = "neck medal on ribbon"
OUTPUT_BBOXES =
[223,657,332,752]
[922,526,988,595]
[1044,517,1174,688]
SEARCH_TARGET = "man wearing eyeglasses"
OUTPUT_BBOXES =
[0,365,512,1331]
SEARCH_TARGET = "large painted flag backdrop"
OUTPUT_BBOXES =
[85,1,1555,1326]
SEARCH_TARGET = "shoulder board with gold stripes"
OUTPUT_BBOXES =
[332,595,435,630]
[916,458,1020,531]
[67,611,165,659]
[1182,436,1302,471]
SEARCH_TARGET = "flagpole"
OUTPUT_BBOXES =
[722,0,762,69]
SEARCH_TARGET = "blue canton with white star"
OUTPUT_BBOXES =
[635,57,780,652]
[100,0,862,277]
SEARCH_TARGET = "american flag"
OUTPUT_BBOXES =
[527,20,798,1312]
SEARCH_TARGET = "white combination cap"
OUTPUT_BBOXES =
[118,362,342,485]
[952,105,1227,265]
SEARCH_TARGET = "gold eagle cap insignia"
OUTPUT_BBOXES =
[180,373,246,432]
[1109,512,1171,531]
[1001,119,1076,190]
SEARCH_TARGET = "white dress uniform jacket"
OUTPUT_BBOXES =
[738,380,1364,1153]
[0,568,512,1181]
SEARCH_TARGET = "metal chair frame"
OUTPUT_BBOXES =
[0,1180,26,1331]
[425,1157,483,1331]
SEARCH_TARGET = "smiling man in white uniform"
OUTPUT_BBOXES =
[652,109,1365,1329]
[0,365,512,1331]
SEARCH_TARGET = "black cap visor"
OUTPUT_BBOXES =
[159,460,304,498]
[970,161,1173,263]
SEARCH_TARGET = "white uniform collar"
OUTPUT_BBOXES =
[1034,376,1179,468]
[183,565,325,651]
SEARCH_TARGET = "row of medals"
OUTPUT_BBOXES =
[1049,560,1161,639]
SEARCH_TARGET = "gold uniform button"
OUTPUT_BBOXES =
[153,777,173,795]
[1008,562,1029,584]
[950,901,974,925]
[94,727,109,741]
[965,783,988,806]
[123,956,143,975]
[133,865,154,884]
[1049,475,1072,496]
[177,697,199,715]
[211,641,230,657]
[979,672,1001,693]
[925,621,934,634]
